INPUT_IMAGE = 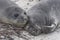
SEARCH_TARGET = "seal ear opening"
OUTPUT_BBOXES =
[24,12,26,15]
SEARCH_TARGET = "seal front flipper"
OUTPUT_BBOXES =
[26,0,60,36]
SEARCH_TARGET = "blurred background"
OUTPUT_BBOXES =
[11,0,42,11]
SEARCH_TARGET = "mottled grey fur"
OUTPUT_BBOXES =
[26,0,60,36]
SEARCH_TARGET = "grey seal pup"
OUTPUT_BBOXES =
[0,0,27,27]
[25,0,60,36]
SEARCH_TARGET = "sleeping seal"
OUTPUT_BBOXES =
[0,0,28,27]
[25,0,60,36]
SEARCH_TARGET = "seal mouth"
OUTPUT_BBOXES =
[0,17,28,28]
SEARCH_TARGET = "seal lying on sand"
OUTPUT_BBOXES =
[0,0,60,36]
[0,0,28,27]
[25,0,60,36]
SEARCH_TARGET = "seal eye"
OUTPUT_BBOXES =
[14,13,19,18]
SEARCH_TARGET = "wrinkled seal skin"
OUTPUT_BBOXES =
[26,0,60,36]
[0,0,28,27]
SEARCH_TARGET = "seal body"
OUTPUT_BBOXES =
[26,0,60,36]
[0,0,27,27]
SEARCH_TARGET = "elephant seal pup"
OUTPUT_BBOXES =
[25,0,60,36]
[0,0,28,27]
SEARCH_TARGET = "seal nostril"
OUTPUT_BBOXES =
[14,13,19,18]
